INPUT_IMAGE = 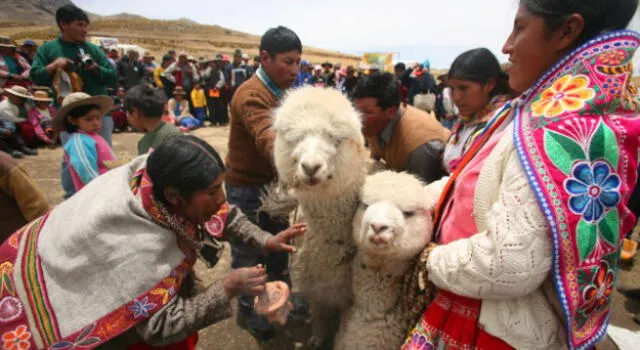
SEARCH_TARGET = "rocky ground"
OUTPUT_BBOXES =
[18,126,640,349]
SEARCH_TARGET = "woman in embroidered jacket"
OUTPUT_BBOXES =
[0,135,305,349]
[404,1,640,349]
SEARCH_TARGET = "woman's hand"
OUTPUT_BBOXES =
[223,265,267,299]
[265,223,306,253]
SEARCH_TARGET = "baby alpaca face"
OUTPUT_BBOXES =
[353,171,434,260]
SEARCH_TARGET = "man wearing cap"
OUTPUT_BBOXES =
[18,40,38,65]
[0,36,31,89]
[202,54,228,125]
[30,4,117,199]
[0,86,37,157]
[225,49,253,100]
[294,60,313,88]
[226,26,302,341]
[117,50,144,91]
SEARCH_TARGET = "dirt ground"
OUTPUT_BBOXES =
[17,126,640,350]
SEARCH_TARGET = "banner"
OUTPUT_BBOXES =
[361,53,394,72]
[88,36,119,49]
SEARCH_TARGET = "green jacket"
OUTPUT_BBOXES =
[30,37,117,101]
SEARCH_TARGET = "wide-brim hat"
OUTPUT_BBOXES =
[32,91,52,102]
[4,85,32,99]
[173,87,186,95]
[143,51,154,58]
[54,92,113,131]
[0,36,16,48]
[321,61,333,68]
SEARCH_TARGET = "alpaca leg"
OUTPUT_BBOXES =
[308,303,338,349]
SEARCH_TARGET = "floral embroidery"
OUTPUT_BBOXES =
[2,325,31,350]
[597,50,627,66]
[0,297,23,324]
[403,332,435,350]
[565,161,621,223]
[531,75,596,117]
[0,263,15,297]
[580,261,614,316]
[49,323,100,349]
[129,297,157,318]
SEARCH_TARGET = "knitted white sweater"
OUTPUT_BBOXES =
[427,124,567,349]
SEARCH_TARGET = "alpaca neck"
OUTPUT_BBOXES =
[360,254,413,276]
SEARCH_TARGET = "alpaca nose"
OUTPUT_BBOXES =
[370,223,388,234]
[301,162,321,176]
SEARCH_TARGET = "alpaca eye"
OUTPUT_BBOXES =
[403,211,416,218]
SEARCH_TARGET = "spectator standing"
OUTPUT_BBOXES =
[164,52,199,105]
[341,65,358,95]
[294,60,313,87]
[0,36,31,89]
[226,26,301,341]
[190,83,207,125]
[225,49,253,100]
[29,4,117,147]
[117,49,144,91]
[141,51,157,86]
[312,65,326,87]
[203,54,228,126]
[155,55,175,99]
[252,55,261,73]
[111,86,129,132]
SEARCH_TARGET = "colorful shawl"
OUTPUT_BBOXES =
[514,30,640,350]
[0,155,229,349]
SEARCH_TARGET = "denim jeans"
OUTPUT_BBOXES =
[225,183,289,335]
[59,116,113,199]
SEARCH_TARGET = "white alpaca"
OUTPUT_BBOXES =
[335,171,435,350]
[270,86,367,347]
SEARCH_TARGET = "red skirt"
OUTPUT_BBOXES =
[128,332,198,350]
[402,290,513,350]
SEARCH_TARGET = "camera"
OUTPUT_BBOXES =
[75,53,94,68]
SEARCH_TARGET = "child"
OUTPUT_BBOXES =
[111,87,129,132]
[168,86,200,130]
[54,92,117,193]
[27,90,56,146]
[191,82,207,125]
[125,85,182,155]
[0,86,37,156]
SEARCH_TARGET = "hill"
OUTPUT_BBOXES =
[0,1,359,66]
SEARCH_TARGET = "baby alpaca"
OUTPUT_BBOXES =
[271,86,367,347]
[335,171,435,350]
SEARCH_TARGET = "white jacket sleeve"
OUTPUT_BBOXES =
[164,63,177,83]
[426,147,552,300]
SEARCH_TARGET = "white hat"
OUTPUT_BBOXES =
[54,92,113,131]
[3,85,32,99]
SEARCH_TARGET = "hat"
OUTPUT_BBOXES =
[215,53,224,60]
[32,91,52,102]
[143,51,154,59]
[162,54,172,62]
[22,40,37,47]
[300,59,310,67]
[4,86,32,99]
[339,67,347,77]
[321,61,333,68]
[178,51,188,58]
[54,93,114,131]
[187,56,196,62]
[0,36,16,49]
[242,53,249,60]
[173,86,186,95]
[222,54,230,61]
[234,49,242,57]
[314,65,323,71]
[31,85,51,93]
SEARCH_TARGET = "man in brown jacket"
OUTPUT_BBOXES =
[225,26,301,341]
[353,72,450,184]
[0,151,49,242]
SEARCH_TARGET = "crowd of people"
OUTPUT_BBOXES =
[1,0,640,349]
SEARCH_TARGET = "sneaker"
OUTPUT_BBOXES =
[20,147,37,156]
[10,150,23,159]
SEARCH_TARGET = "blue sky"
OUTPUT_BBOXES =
[76,0,640,69]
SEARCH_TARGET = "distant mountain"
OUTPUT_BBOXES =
[0,0,73,23]
[0,0,358,66]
